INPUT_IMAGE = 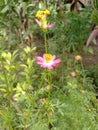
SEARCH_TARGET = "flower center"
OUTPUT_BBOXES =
[44,54,53,63]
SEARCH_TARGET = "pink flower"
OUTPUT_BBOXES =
[35,19,55,29]
[36,54,61,70]
[71,71,77,77]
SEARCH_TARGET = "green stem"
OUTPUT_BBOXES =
[80,60,85,87]
[43,31,48,53]
[47,70,52,101]
[47,71,52,128]
[39,70,47,89]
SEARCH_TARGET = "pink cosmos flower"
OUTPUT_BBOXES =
[35,19,55,29]
[71,71,77,77]
[36,54,61,70]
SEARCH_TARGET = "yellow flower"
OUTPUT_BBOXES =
[75,55,82,61]
[35,9,55,30]
[44,9,50,15]
[35,10,50,19]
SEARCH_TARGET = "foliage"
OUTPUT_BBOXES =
[86,65,98,93]
[93,0,98,10]
[0,47,98,130]
[0,1,98,130]
[91,9,98,25]
[91,0,98,25]
[48,7,92,53]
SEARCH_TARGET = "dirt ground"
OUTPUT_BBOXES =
[81,45,98,67]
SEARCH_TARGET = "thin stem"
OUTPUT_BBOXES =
[43,31,48,53]
[46,70,53,112]
[47,70,52,84]
[8,11,12,51]
[47,70,52,128]
[39,70,47,89]
[80,60,85,87]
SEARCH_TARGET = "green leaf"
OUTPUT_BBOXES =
[88,47,94,54]
[39,2,45,9]
[0,88,6,92]
[1,5,9,13]
[93,39,97,45]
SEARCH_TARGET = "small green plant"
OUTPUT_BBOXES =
[91,9,98,25]
[91,0,98,25]
[93,0,98,10]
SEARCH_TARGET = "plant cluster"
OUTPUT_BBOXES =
[91,0,98,25]
[0,1,98,130]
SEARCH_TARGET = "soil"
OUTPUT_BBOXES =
[81,45,98,67]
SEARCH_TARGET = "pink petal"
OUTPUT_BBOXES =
[53,59,61,66]
[52,55,56,60]
[47,23,55,29]
[47,65,53,70]
[36,56,44,62]
[36,61,43,65]
[35,19,41,27]
[43,53,48,58]
[40,64,47,68]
